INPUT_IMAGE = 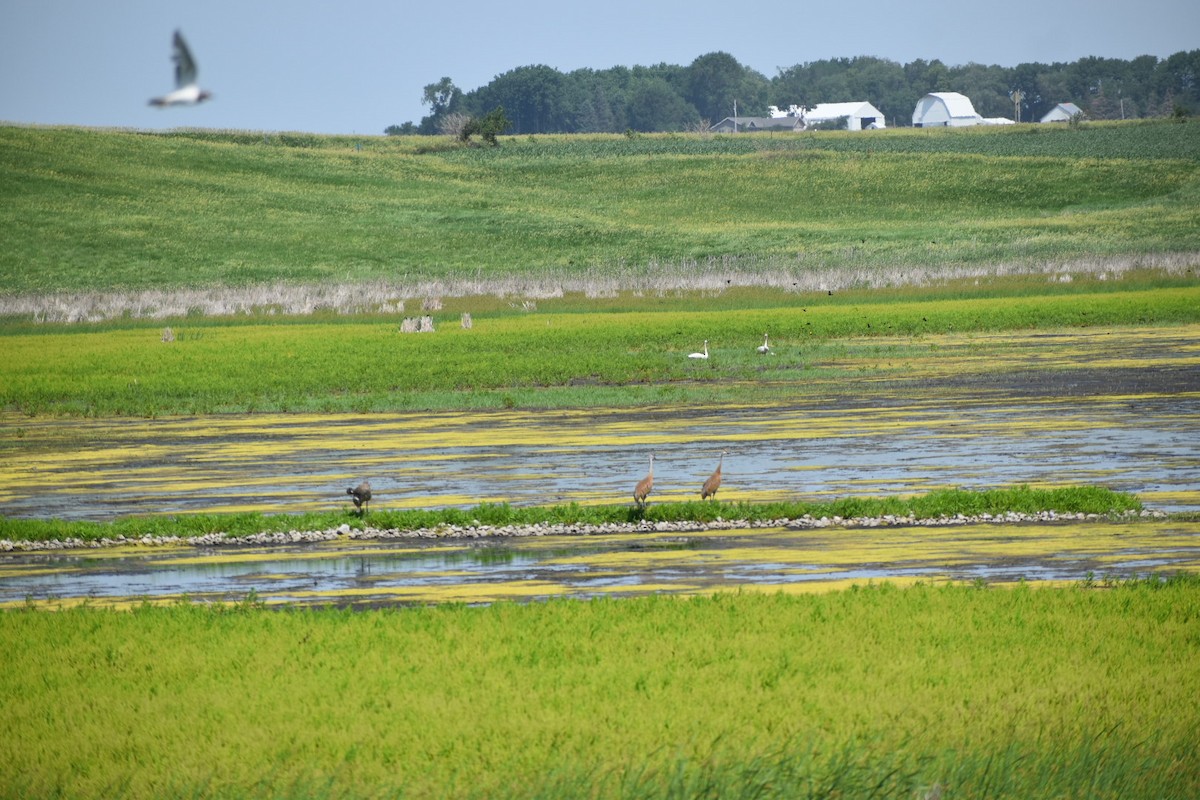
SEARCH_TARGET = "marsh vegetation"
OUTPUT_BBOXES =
[2,121,1199,799]
[2,579,1198,798]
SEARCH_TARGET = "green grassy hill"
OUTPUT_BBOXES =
[2,121,1198,296]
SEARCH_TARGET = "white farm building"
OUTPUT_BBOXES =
[1040,102,1083,123]
[912,92,981,127]
[912,92,1014,127]
[803,102,886,130]
[766,102,885,130]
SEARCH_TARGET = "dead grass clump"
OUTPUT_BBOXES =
[401,315,436,333]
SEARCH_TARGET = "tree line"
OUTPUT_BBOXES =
[386,50,1199,136]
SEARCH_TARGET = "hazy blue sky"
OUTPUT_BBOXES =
[2,0,1196,135]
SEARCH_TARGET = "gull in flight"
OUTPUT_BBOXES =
[149,30,212,107]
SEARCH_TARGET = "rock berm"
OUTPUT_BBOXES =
[0,509,1167,552]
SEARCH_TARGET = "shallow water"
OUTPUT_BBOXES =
[3,326,1199,606]
[3,520,1198,609]
[4,325,1199,520]
[2,389,1198,521]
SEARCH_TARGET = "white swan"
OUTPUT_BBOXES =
[688,340,709,359]
[756,333,771,354]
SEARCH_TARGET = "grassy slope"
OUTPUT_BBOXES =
[2,581,1197,799]
[2,121,1199,294]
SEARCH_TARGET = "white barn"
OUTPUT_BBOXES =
[912,92,982,127]
[768,102,886,130]
[804,101,886,130]
[1040,102,1083,123]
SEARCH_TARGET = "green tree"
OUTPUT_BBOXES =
[626,77,699,131]
[384,122,417,135]
[846,57,909,125]
[461,106,511,145]
[468,65,568,134]
[903,58,949,95]
[686,52,768,122]
[417,77,461,134]
[422,77,460,115]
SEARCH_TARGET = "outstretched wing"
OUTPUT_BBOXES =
[172,30,198,88]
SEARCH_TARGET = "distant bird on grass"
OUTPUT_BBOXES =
[688,340,709,359]
[633,454,655,508]
[701,449,729,500]
[757,333,771,354]
[346,480,372,514]
[149,30,212,107]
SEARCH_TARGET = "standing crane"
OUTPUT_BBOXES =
[633,454,655,508]
[346,480,372,515]
[701,449,729,500]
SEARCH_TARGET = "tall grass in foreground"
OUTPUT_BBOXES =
[0,486,1142,543]
[1,578,1197,799]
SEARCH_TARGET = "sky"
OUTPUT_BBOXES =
[2,0,1197,136]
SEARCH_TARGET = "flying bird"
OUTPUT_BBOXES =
[149,30,212,107]
[756,333,771,354]
[688,340,709,359]
[633,454,655,508]
[346,480,372,514]
[701,449,729,500]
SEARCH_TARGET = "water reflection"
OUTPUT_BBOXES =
[3,521,1198,609]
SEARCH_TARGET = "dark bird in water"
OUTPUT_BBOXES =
[633,454,655,508]
[701,449,729,500]
[346,480,372,514]
[149,30,213,107]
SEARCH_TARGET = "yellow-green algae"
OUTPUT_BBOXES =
[3,393,1195,515]
[4,519,1196,610]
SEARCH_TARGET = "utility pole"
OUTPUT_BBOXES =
[1010,89,1025,123]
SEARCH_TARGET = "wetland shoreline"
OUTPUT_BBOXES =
[0,508,1169,552]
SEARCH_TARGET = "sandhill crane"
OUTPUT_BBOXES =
[757,333,771,354]
[346,480,372,514]
[633,454,655,508]
[701,449,729,500]
[688,340,709,359]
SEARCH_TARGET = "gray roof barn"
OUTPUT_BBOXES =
[1040,102,1084,123]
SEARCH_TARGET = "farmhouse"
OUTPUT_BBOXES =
[1040,102,1083,123]
[711,115,805,133]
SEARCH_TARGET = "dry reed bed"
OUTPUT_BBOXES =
[3,252,1196,324]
